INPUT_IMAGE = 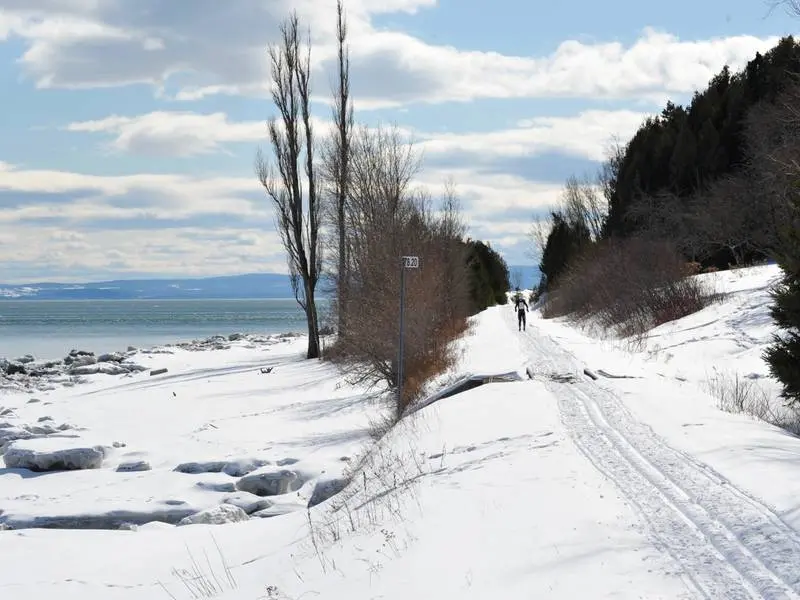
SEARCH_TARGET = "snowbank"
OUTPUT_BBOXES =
[0,334,376,531]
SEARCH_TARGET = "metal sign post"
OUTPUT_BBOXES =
[398,255,419,413]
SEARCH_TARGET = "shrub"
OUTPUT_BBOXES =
[543,237,717,340]
[685,261,703,275]
[326,203,470,416]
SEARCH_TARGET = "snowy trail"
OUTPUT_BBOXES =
[517,314,800,600]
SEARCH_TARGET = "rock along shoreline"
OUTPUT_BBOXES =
[0,331,302,394]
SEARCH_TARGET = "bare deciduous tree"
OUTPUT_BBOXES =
[688,176,757,267]
[744,84,800,257]
[768,0,800,16]
[435,178,471,322]
[561,174,606,240]
[527,214,552,263]
[327,125,469,415]
[599,138,625,205]
[625,191,705,262]
[256,13,321,359]
[321,0,354,337]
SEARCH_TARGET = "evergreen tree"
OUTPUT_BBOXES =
[604,36,800,267]
[763,202,800,405]
[465,240,510,312]
[539,213,591,290]
[669,123,698,193]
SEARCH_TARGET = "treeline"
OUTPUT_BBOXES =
[606,36,800,267]
[537,35,800,403]
[258,2,509,417]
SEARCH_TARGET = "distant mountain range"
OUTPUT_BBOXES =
[0,264,540,300]
[0,273,299,300]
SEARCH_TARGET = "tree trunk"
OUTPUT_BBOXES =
[305,279,321,359]
[337,205,347,336]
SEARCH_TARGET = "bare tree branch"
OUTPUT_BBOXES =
[321,0,354,337]
[256,12,321,359]
[527,214,552,263]
[329,124,469,413]
[766,0,800,17]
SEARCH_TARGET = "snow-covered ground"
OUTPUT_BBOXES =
[2,265,800,599]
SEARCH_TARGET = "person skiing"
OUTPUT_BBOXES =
[514,294,529,331]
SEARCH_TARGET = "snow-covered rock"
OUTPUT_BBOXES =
[222,492,273,514]
[1,506,197,530]
[174,458,271,477]
[177,504,249,526]
[116,460,151,472]
[195,481,237,493]
[236,469,299,497]
[251,504,301,518]
[0,426,34,451]
[66,354,97,368]
[0,345,148,393]
[174,460,227,474]
[222,458,271,477]
[5,363,26,375]
[71,363,130,376]
[0,424,73,455]
[3,440,106,471]
[307,476,349,508]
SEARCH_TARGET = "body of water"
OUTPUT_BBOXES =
[0,298,319,361]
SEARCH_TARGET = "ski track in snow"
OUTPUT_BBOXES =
[518,316,800,600]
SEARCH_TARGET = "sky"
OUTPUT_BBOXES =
[0,0,797,283]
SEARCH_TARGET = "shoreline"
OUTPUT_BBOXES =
[0,327,358,534]
[0,331,305,394]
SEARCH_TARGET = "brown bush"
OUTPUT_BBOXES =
[543,237,717,340]
[684,261,702,276]
[324,126,471,418]
[328,201,468,416]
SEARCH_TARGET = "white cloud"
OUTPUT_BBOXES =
[65,112,267,156]
[62,108,645,162]
[419,168,562,216]
[0,160,289,280]
[1,224,290,282]
[420,110,647,162]
[346,27,782,106]
[0,162,266,219]
[0,1,783,106]
[0,160,555,280]
[64,111,352,156]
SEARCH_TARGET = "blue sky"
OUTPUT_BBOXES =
[0,0,796,283]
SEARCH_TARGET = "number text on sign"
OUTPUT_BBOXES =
[402,256,419,269]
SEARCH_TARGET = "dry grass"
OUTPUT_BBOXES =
[705,370,800,436]
[158,536,236,599]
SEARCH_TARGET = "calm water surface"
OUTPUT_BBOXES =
[0,298,319,361]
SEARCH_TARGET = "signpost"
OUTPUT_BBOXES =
[398,255,419,413]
